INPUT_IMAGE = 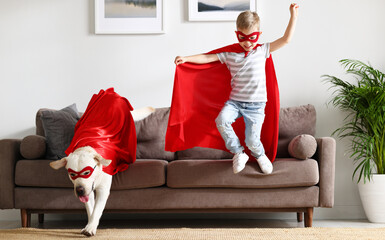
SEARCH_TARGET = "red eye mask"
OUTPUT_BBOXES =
[236,31,261,43]
[68,165,96,180]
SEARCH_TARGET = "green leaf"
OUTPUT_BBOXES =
[323,59,385,183]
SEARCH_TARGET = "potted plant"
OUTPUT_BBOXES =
[323,59,385,223]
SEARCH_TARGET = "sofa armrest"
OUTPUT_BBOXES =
[0,139,22,209]
[315,137,336,208]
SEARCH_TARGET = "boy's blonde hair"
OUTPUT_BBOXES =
[236,11,260,30]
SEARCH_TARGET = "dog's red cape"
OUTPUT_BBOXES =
[65,88,136,175]
[165,43,280,162]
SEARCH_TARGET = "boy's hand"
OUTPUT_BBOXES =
[174,54,219,65]
[270,3,298,53]
[290,3,299,18]
[175,56,186,65]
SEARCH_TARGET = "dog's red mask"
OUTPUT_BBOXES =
[236,31,261,43]
[68,165,96,180]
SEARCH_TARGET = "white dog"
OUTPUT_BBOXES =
[50,107,154,236]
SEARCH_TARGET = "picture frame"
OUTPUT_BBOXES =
[95,0,164,34]
[189,0,256,21]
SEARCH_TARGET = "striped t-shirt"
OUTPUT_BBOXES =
[217,43,270,102]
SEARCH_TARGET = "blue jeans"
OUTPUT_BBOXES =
[215,100,266,158]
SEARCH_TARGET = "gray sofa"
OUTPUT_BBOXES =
[0,104,335,228]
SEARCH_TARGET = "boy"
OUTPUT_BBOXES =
[174,4,299,174]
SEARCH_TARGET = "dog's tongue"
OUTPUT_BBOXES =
[79,195,89,203]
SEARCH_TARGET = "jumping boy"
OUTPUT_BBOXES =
[174,4,299,174]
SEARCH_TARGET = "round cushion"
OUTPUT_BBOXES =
[20,135,46,159]
[288,134,317,160]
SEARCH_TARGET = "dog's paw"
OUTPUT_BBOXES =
[81,224,97,237]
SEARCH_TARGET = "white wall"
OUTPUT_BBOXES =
[1,0,385,221]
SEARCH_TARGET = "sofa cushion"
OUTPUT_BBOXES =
[277,105,316,158]
[177,147,233,160]
[288,134,317,160]
[39,104,80,160]
[175,105,316,160]
[111,159,167,190]
[20,135,46,159]
[135,108,175,161]
[15,159,167,190]
[167,158,319,189]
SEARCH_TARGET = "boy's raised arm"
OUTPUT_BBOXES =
[175,54,219,65]
[270,3,299,53]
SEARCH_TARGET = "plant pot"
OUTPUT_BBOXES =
[357,174,385,223]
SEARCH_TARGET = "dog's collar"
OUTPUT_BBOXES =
[68,165,97,180]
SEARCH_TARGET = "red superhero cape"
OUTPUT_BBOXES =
[65,88,136,175]
[165,43,280,162]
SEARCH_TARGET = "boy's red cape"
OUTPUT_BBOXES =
[65,88,136,175]
[165,43,280,162]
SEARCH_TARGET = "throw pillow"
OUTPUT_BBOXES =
[20,135,46,159]
[288,134,317,160]
[40,104,80,160]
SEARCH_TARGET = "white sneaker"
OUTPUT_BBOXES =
[232,152,249,174]
[256,155,273,174]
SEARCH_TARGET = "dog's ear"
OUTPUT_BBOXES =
[94,153,112,167]
[131,106,155,122]
[50,158,67,170]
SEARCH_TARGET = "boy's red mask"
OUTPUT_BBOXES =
[68,165,96,180]
[236,31,261,43]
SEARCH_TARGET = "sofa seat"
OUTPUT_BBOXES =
[15,159,168,190]
[167,158,319,189]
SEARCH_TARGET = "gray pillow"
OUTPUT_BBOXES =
[288,134,317,160]
[40,104,80,160]
[20,135,46,159]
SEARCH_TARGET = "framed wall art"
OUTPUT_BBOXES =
[189,0,256,21]
[95,0,164,34]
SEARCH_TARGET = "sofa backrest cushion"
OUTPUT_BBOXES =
[34,105,315,161]
[177,147,233,160]
[176,104,316,160]
[36,106,175,161]
[277,104,316,158]
[134,107,175,161]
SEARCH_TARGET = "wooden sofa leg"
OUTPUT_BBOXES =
[297,212,303,222]
[21,209,31,228]
[38,214,44,224]
[304,207,313,227]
